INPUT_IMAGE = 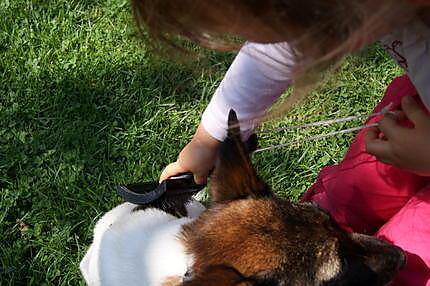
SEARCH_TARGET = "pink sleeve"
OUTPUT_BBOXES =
[201,42,295,141]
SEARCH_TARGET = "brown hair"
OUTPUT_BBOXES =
[131,0,418,116]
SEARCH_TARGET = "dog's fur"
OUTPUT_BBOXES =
[81,111,405,286]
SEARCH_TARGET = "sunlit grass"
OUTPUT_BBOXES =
[0,0,402,284]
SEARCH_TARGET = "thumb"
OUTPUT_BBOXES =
[401,96,427,125]
[159,162,187,183]
[160,162,209,185]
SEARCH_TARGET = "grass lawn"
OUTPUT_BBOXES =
[0,0,402,285]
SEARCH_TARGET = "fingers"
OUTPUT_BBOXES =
[364,126,380,142]
[365,126,393,164]
[159,162,186,183]
[401,96,427,125]
[388,110,406,121]
[376,97,426,140]
[159,162,208,184]
[377,113,401,140]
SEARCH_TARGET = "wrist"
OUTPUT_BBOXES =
[192,124,221,150]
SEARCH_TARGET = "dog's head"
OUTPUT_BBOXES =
[180,110,405,286]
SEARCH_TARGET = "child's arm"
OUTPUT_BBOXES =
[365,96,430,176]
[200,42,294,142]
[160,42,295,183]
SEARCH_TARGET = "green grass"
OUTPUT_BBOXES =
[0,0,402,285]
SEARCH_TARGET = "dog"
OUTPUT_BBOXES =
[80,110,405,286]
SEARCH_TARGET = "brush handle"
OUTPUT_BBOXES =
[117,182,163,205]
[117,172,205,205]
[164,173,206,195]
[117,134,257,205]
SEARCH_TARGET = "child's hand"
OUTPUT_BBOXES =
[160,124,220,184]
[365,96,430,176]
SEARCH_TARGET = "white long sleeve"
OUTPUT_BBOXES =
[201,42,295,141]
[380,19,430,110]
[202,18,430,142]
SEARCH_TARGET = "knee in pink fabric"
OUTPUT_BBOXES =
[376,190,430,286]
[302,75,429,234]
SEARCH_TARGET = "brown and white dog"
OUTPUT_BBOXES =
[80,111,405,286]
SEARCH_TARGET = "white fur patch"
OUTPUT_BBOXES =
[80,201,205,286]
[185,199,206,218]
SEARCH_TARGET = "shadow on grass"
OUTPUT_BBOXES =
[0,51,232,284]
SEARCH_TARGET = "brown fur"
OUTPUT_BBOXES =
[132,0,417,124]
[132,0,416,59]
[178,110,405,286]
[182,266,249,286]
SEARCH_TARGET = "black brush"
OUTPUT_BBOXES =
[117,132,258,216]
[117,172,205,216]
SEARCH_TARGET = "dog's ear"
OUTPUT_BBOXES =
[210,110,271,203]
[181,265,251,286]
[350,234,405,279]
[334,233,406,285]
